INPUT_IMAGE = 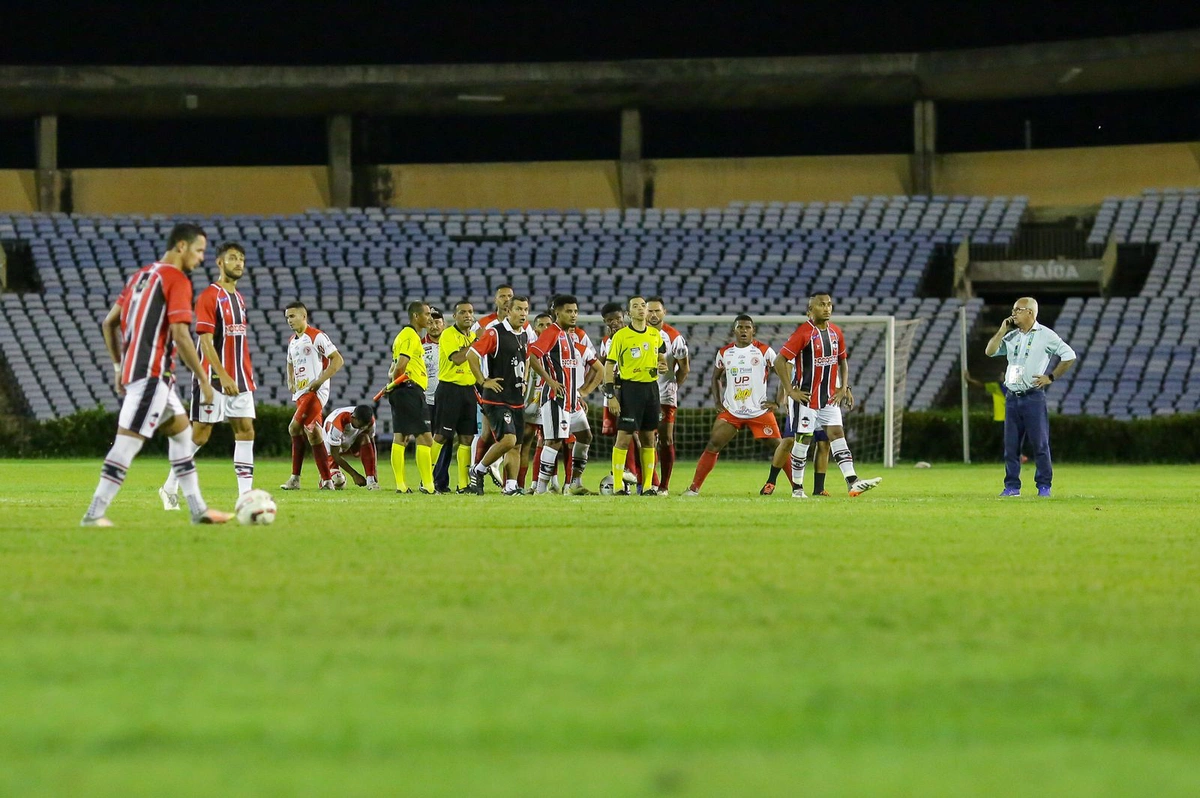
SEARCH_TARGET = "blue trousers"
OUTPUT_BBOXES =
[1004,390,1052,490]
[429,403,454,491]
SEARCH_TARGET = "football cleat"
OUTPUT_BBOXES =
[759,483,776,496]
[365,482,381,491]
[792,489,808,499]
[396,488,413,494]
[488,460,504,487]
[642,487,660,497]
[159,486,181,511]
[683,488,700,496]
[279,475,301,491]
[318,479,335,491]
[502,487,524,496]
[418,486,435,495]
[193,508,233,525]
[814,490,832,497]
[621,470,639,486]
[999,488,1020,497]
[1037,486,1052,498]
[848,477,882,497]
[567,484,592,496]
[80,515,115,527]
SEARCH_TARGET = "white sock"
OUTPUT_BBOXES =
[830,437,857,485]
[163,440,200,494]
[536,446,559,493]
[234,440,254,494]
[505,478,518,491]
[790,440,811,489]
[571,442,590,485]
[85,435,144,520]
[169,427,208,518]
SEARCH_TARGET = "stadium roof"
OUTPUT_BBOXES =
[1,29,1198,117]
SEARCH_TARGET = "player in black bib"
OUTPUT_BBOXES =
[466,296,531,495]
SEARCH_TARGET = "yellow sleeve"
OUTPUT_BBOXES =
[392,332,405,361]
[606,329,623,362]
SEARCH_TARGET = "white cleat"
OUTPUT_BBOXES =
[280,475,301,491]
[365,479,380,491]
[318,479,335,491]
[792,489,808,499]
[548,475,560,493]
[159,486,181,511]
[621,470,639,486]
[848,477,882,497]
[488,460,504,487]
[658,489,669,497]
[682,488,700,496]
[81,516,115,527]
[193,508,233,525]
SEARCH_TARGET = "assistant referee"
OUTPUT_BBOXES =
[604,295,667,496]
[387,301,435,494]
[431,299,479,493]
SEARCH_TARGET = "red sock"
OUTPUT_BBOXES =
[691,450,719,491]
[311,441,333,480]
[361,439,377,478]
[518,462,529,488]
[291,435,305,476]
[532,445,543,481]
[660,442,676,490]
[474,435,487,466]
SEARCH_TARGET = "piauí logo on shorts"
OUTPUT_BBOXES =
[503,412,512,424]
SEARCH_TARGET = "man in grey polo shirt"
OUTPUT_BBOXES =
[985,296,1077,498]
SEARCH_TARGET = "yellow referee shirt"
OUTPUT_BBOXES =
[438,324,477,386]
[391,325,427,390]
[606,324,665,383]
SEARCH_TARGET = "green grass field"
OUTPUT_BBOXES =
[2,458,1199,797]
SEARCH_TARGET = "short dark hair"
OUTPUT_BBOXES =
[495,284,514,294]
[627,295,645,310]
[510,295,530,307]
[352,405,374,425]
[647,296,665,307]
[166,223,206,249]
[534,312,553,323]
[454,299,473,312]
[810,291,833,303]
[552,294,578,310]
[217,241,245,257]
[734,313,755,325]
[601,302,623,317]
[407,300,428,319]
[285,301,307,313]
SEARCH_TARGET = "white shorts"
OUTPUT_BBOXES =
[539,402,590,440]
[118,377,186,438]
[787,400,843,438]
[191,390,257,424]
[523,402,541,424]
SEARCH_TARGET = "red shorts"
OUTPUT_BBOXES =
[660,405,677,424]
[717,410,781,440]
[602,407,618,437]
[293,393,324,430]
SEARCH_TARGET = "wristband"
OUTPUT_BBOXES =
[603,382,616,399]
[1047,374,1055,382]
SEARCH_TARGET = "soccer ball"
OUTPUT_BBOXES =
[330,470,347,489]
[235,489,277,526]
[599,474,615,495]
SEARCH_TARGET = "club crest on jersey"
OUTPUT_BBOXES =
[764,427,774,435]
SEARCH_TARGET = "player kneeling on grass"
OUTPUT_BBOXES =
[324,405,380,490]
[684,315,783,496]
[82,223,231,527]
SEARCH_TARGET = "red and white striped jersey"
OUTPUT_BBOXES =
[116,262,194,385]
[657,323,689,407]
[194,283,256,393]
[528,322,598,412]
[324,406,372,451]
[288,325,338,406]
[779,321,848,410]
[715,341,777,419]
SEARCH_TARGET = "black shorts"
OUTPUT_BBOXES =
[617,381,660,433]
[433,382,479,438]
[482,404,524,445]
[388,384,429,436]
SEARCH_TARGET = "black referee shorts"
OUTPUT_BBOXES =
[387,384,429,436]
[617,381,660,433]
[433,382,479,438]
[482,403,524,445]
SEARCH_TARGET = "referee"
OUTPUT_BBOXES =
[431,300,479,493]
[604,295,667,496]
[386,301,435,494]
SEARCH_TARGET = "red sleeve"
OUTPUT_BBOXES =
[528,326,559,358]
[194,286,217,335]
[163,270,194,325]
[780,325,811,359]
[832,323,849,360]
[472,328,498,357]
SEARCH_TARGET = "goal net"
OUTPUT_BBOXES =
[578,314,923,467]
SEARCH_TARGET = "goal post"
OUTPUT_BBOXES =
[577,314,923,467]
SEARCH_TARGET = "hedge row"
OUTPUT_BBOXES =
[2,405,1197,462]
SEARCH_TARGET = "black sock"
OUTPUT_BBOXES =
[766,466,781,486]
[814,472,826,494]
